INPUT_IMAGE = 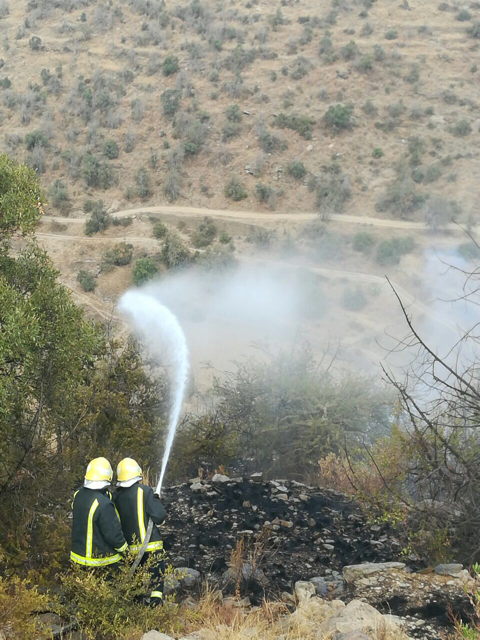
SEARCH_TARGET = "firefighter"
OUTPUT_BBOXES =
[70,457,128,568]
[115,458,166,606]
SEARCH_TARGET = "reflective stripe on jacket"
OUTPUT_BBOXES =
[70,487,128,566]
[114,483,165,553]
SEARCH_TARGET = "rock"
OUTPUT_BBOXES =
[317,600,402,637]
[190,482,206,492]
[250,472,263,482]
[343,562,406,583]
[310,576,328,596]
[141,633,175,640]
[307,144,314,151]
[212,473,230,483]
[294,580,316,602]
[434,563,463,576]
[309,575,344,597]
[176,567,201,588]
[332,633,370,640]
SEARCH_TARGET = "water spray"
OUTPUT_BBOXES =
[118,289,189,570]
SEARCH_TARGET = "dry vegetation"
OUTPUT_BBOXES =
[0,0,478,221]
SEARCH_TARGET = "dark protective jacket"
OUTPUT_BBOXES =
[114,483,166,553]
[70,487,128,566]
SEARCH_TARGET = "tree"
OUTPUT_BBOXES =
[132,258,158,286]
[135,167,151,199]
[160,232,190,269]
[162,54,179,76]
[103,139,119,159]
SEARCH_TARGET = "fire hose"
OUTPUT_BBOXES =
[130,480,163,575]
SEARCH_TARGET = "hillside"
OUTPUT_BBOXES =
[0,0,479,220]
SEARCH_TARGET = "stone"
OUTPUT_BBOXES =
[176,567,201,588]
[250,472,263,482]
[190,482,206,492]
[294,580,316,602]
[141,633,175,640]
[343,562,406,583]
[307,144,314,151]
[317,600,402,637]
[310,576,329,596]
[212,473,230,483]
[332,633,370,640]
[434,563,463,576]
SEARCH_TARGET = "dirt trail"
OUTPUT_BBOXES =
[41,206,470,231]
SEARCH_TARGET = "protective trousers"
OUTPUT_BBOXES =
[140,552,165,605]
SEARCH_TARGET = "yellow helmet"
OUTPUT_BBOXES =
[117,458,142,486]
[84,457,113,488]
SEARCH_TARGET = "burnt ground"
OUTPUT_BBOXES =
[161,475,406,592]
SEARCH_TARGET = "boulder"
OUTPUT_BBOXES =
[141,633,175,640]
[316,600,404,637]
[176,567,201,589]
[250,472,263,482]
[343,562,406,583]
[434,563,463,576]
[190,483,206,493]
[332,633,370,640]
[212,473,230,483]
[294,580,316,602]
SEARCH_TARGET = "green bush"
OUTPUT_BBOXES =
[85,201,111,236]
[323,104,353,133]
[195,243,237,272]
[25,130,48,150]
[259,131,287,153]
[102,242,133,268]
[219,230,232,244]
[193,216,217,248]
[225,175,247,201]
[48,179,70,213]
[76,270,97,292]
[136,167,151,199]
[385,29,398,40]
[162,54,179,76]
[342,288,367,311]
[275,113,315,139]
[457,241,480,262]
[372,148,383,158]
[132,258,158,286]
[112,216,133,227]
[457,9,471,21]
[161,89,181,118]
[255,183,273,203]
[153,222,168,239]
[59,554,176,640]
[362,99,378,117]
[340,40,358,61]
[375,167,426,219]
[357,54,373,73]
[450,119,472,137]
[376,236,415,266]
[353,231,375,254]
[467,22,480,38]
[103,139,119,159]
[225,104,242,122]
[29,36,42,50]
[0,575,51,640]
[222,121,241,142]
[161,232,191,269]
[0,77,11,89]
[287,160,307,180]
[316,167,351,213]
[82,154,115,189]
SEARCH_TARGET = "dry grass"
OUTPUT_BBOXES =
[180,589,411,640]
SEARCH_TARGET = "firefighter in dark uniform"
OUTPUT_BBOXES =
[70,457,128,567]
[115,458,166,605]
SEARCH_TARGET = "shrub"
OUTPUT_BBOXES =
[340,40,358,61]
[153,222,168,239]
[0,575,50,640]
[77,269,97,292]
[357,53,373,73]
[225,104,242,122]
[162,54,179,76]
[255,183,273,203]
[85,201,111,235]
[385,29,398,40]
[196,243,237,272]
[353,231,375,254]
[0,77,11,89]
[219,230,232,244]
[102,242,133,267]
[450,119,472,137]
[222,121,241,142]
[112,216,133,227]
[25,130,48,150]
[372,148,383,158]
[225,175,247,201]
[342,288,367,311]
[287,160,307,180]
[457,10,472,21]
[103,139,119,159]
[362,99,378,117]
[161,232,190,269]
[323,104,353,133]
[135,167,151,199]
[161,89,181,118]
[316,166,351,214]
[275,113,315,139]
[132,258,158,286]
[376,167,426,219]
[259,131,287,153]
[59,555,176,640]
[457,241,480,262]
[467,22,480,38]
[29,36,42,50]
[48,179,70,213]
[405,63,420,84]
[423,197,460,231]
[193,216,217,248]
[82,154,115,189]
[376,236,415,266]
